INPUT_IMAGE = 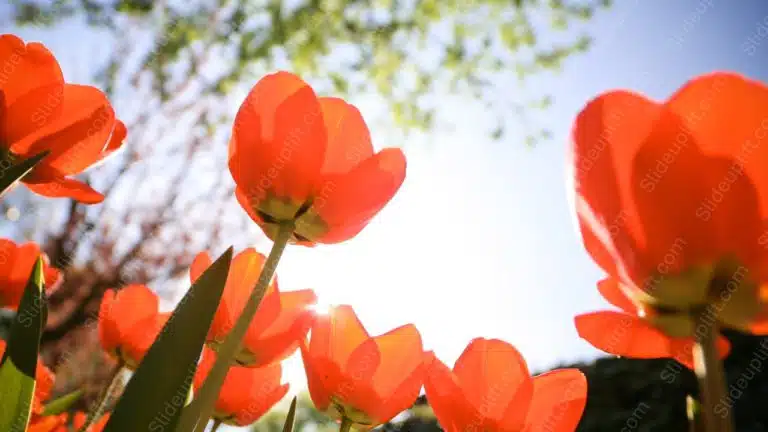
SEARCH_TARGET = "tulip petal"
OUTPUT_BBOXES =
[453,338,533,429]
[367,351,425,424]
[24,177,104,204]
[575,311,670,359]
[260,289,317,339]
[666,336,731,370]
[318,97,374,175]
[316,148,406,243]
[597,278,636,313]
[190,252,213,284]
[309,305,369,365]
[523,369,587,432]
[2,83,64,146]
[667,72,768,216]
[19,85,115,175]
[423,352,471,432]
[241,290,316,367]
[571,90,660,283]
[630,110,762,276]
[300,342,333,412]
[98,285,159,358]
[348,324,422,399]
[0,34,63,106]
[230,71,326,206]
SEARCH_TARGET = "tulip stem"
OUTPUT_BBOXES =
[77,360,124,432]
[186,220,295,432]
[210,419,222,432]
[339,417,353,432]
[692,309,732,432]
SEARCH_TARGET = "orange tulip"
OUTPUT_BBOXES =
[27,412,109,432]
[0,33,126,204]
[66,411,110,432]
[0,238,61,310]
[424,338,587,432]
[229,71,406,246]
[575,278,730,369]
[98,284,169,369]
[27,414,67,432]
[193,347,288,426]
[0,339,55,415]
[570,71,768,336]
[191,248,317,367]
[300,305,424,429]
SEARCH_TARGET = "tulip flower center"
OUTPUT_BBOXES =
[255,196,329,244]
[330,397,376,429]
[633,257,761,337]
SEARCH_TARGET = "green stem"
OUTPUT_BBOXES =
[339,417,353,432]
[692,310,732,432]
[686,395,703,432]
[210,419,223,432]
[77,361,124,432]
[188,220,295,432]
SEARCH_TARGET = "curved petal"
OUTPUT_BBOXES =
[209,249,280,343]
[0,34,63,105]
[24,177,104,204]
[597,278,636,313]
[368,356,425,424]
[575,311,671,359]
[570,90,661,284]
[523,369,587,432]
[122,313,169,368]
[2,83,64,146]
[300,342,333,412]
[308,305,369,364]
[258,289,317,339]
[423,352,473,432]
[316,148,406,243]
[98,289,120,354]
[666,72,768,216]
[18,84,115,175]
[347,324,422,399]
[630,110,762,279]
[0,242,42,308]
[241,290,316,367]
[189,251,213,284]
[666,336,731,370]
[318,97,374,175]
[453,338,533,429]
[229,71,326,207]
[100,285,159,351]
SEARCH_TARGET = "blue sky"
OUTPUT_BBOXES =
[7,0,768,427]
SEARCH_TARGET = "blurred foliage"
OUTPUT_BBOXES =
[253,331,768,431]
[8,0,611,142]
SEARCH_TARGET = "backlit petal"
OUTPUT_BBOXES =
[575,311,670,359]
[523,369,587,432]
[316,148,406,243]
[453,338,533,429]
[318,97,374,175]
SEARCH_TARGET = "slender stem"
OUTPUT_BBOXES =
[686,395,703,432]
[339,417,353,432]
[77,361,124,432]
[188,220,295,432]
[692,310,732,432]
[210,419,223,432]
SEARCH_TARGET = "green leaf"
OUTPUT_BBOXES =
[40,389,83,416]
[103,247,234,432]
[282,397,298,432]
[0,258,47,432]
[0,150,50,200]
